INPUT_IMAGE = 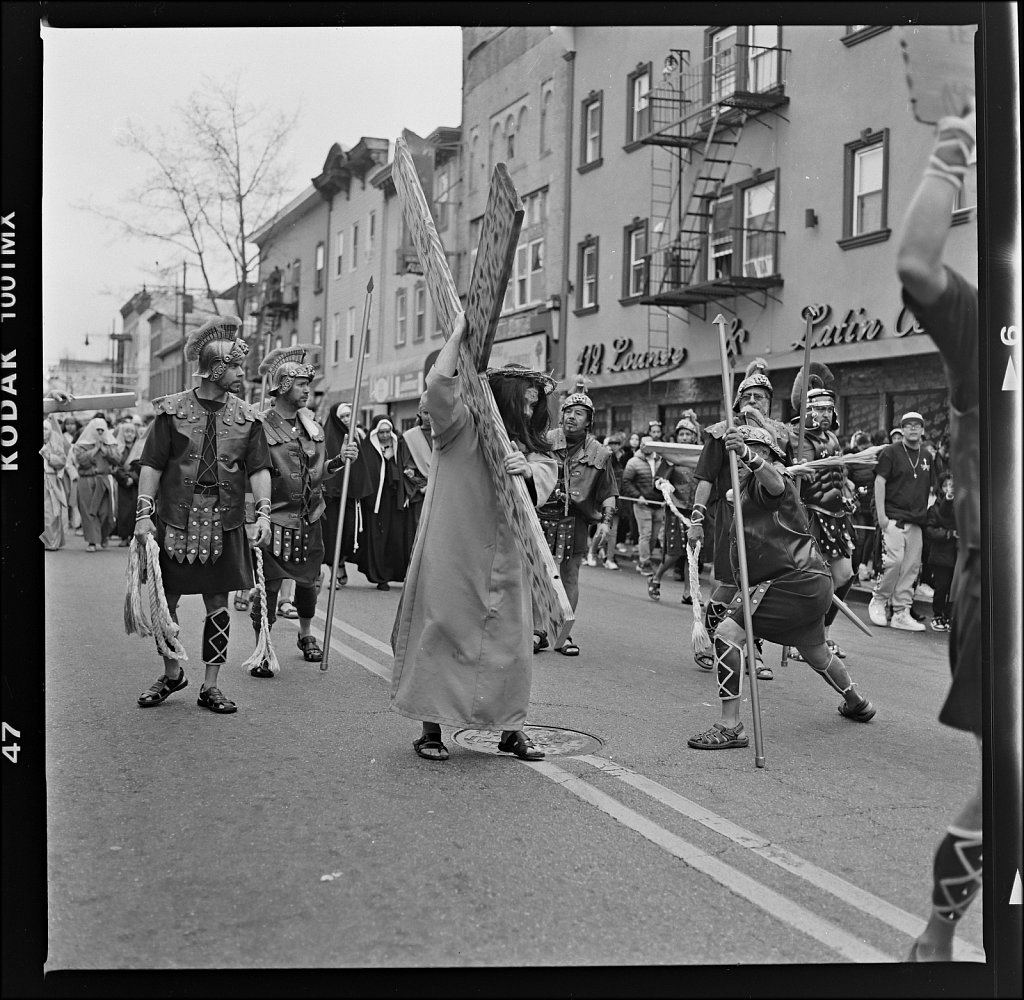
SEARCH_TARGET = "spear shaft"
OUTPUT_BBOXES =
[321,277,374,671]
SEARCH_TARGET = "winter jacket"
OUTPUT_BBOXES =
[620,453,662,502]
[924,496,958,568]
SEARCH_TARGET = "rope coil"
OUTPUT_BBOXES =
[241,545,280,675]
[123,535,188,661]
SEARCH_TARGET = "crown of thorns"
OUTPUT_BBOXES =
[484,364,557,395]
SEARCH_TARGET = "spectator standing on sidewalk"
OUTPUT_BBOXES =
[533,379,618,657]
[896,100,985,963]
[868,411,932,631]
[845,430,877,582]
[620,435,664,576]
[923,472,958,632]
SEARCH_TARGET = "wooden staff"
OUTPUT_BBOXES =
[713,313,766,768]
[321,276,373,671]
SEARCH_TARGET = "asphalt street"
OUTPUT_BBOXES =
[42,532,985,976]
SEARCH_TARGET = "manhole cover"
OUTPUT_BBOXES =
[451,725,603,757]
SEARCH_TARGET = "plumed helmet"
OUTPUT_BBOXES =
[258,344,318,396]
[674,408,701,439]
[186,315,249,380]
[733,357,773,412]
[736,423,786,458]
[560,377,595,418]
[791,361,839,429]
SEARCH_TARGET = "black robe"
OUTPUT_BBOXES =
[355,439,410,585]
[320,411,370,571]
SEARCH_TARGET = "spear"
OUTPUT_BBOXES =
[713,313,766,768]
[321,276,373,671]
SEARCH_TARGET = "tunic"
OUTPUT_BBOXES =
[390,370,556,729]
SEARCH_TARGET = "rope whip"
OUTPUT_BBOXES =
[241,544,280,675]
[123,535,187,661]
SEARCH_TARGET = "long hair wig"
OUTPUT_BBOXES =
[487,374,552,455]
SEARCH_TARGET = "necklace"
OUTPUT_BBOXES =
[901,441,922,478]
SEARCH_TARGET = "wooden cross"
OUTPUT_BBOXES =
[43,392,137,414]
[392,138,574,645]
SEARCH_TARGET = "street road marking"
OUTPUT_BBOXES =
[573,754,986,963]
[300,614,987,964]
[528,759,894,963]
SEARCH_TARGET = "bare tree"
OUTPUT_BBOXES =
[82,72,297,323]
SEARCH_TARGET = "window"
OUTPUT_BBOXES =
[274,336,284,350]
[518,107,528,154]
[746,25,780,92]
[312,317,322,346]
[314,241,325,292]
[708,195,734,280]
[346,306,356,360]
[335,231,344,276]
[469,132,479,193]
[413,284,426,342]
[368,211,376,258]
[490,122,501,173]
[627,64,651,143]
[540,86,553,154]
[395,289,408,346]
[741,177,777,277]
[503,238,545,312]
[841,25,892,46]
[350,223,359,271]
[841,129,891,248]
[289,331,299,346]
[576,236,599,312]
[331,312,341,365]
[710,26,738,101]
[622,219,648,300]
[579,91,603,170]
[523,188,548,227]
[505,114,516,160]
[611,405,633,435]
[434,164,451,230]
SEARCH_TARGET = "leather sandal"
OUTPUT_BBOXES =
[826,639,847,659]
[838,698,876,723]
[137,669,187,707]
[497,730,545,760]
[297,634,323,662]
[687,722,749,750]
[233,591,250,611]
[647,578,661,601]
[555,637,580,656]
[533,630,549,654]
[755,663,774,681]
[197,685,237,714]
[413,732,449,761]
[278,600,299,619]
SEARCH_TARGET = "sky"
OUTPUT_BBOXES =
[41,24,463,372]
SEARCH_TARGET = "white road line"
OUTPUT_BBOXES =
[311,609,393,656]
[307,611,392,682]
[573,754,986,964]
[527,759,894,963]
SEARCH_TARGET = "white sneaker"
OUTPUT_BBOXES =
[603,560,620,571]
[857,563,872,582]
[891,608,926,631]
[867,597,889,627]
[585,554,598,567]
[915,583,934,600]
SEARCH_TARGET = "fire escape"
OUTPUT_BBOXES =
[640,41,791,342]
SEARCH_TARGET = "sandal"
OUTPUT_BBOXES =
[197,685,237,714]
[788,646,806,661]
[233,591,250,611]
[687,722,749,750]
[297,634,323,662]
[838,698,876,723]
[826,639,847,659]
[249,660,274,678]
[137,669,187,707]
[497,730,545,760]
[647,578,661,601]
[555,637,580,656]
[694,651,714,671]
[278,600,299,620]
[680,594,693,605]
[755,663,774,681]
[413,732,449,761]
[533,630,549,654]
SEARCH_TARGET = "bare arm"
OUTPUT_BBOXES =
[873,475,889,530]
[433,311,466,377]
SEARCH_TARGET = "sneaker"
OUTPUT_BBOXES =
[638,562,654,577]
[915,583,935,600]
[891,608,926,631]
[856,563,872,583]
[603,559,620,571]
[930,617,947,631]
[585,554,598,567]
[867,597,889,627]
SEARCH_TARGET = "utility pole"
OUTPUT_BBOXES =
[179,259,188,391]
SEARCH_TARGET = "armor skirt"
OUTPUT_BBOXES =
[260,519,325,586]
[156,520,254,595]
[807,509,855,560]
[725,570,832,648]
[663,507,689,557]
[940,551,981,736]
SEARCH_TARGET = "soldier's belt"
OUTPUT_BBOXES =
[163,494,223,565]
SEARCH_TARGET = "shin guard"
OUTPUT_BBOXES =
[294,582,318,620]
[811,653,855,696]
[714,635,745,701]
[704,598,730,636]
[202,608,231,665]
[931,826,983,922]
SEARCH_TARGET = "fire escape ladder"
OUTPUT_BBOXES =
[647,142,683,354]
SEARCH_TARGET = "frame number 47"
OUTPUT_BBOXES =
[2,722,20,764]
